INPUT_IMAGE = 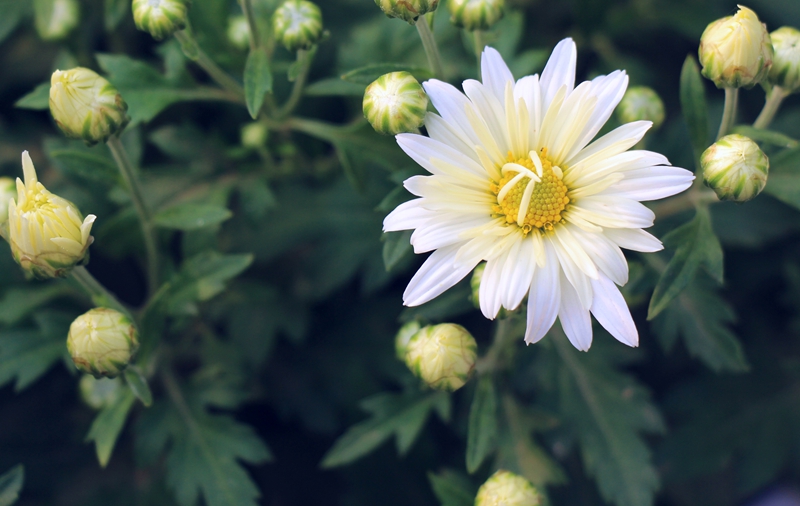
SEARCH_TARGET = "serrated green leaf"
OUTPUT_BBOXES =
[154,203,233,231]
[341,63,433,85]
[648,208,723,319]
[0,284,74,326]
[0,314,68,391]
[732,126,798,149]
[125,366,154,406]
[0,465,24,506]
[427,470,475,506]
[86,389,136,467]
[14,82,49,110]
[244,47,272,119]
[466,375,498,473]
[49,149,120,185]
[680,55,709,166]
[382,230,412,272]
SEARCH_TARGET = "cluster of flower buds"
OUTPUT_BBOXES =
[475,470,541,506]
[68,308,139,378]
[272,0,324,52]
[132,0,189,40]
[702,134,769,203]
[375,0,439,25]
[616,86,665,130]
[363,71,429,135]
[34,0,79,41]
[768,26,800,93]
[398,323,477,391]
[448,0,505,31]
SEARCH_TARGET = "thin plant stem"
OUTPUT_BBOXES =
[473,30,484,79]
[107,136,160,296]
[240,0,260,50]
[648,188,718,219]
[716,87,739,140]
[275,49,314,119]
[753,86,788,129]
[174,30,245,99]
[416,18,444,79]
[71,266,131,319]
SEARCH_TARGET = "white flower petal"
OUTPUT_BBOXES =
[549,233,594,309]
[525,241,560,344]
[424,113,480,164]
[558,271,593,351]
[590,273,638,347]
[567,71,629,159]
[540,38,577,110]
[404,244,479,306]
[481,46,515,103]
[383,199,433,232]
[570,196,655,229]
[514,75,542,149]
[411,213,494,253]
[424,80,485,147]
[396,134,486,179]
[604,228,663,252]
[463,79,510,155]
[601,167,695,201]
[565,121,652,171]
[499,236,535,311]
[566,150,670,188]
[568,224,629,285]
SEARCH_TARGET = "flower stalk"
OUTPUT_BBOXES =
[70,266,131,320]
[716,87,739,140]
[753,86,789,129]
[174,30,245,99]
[416,17,444,80]
[275,49,315,120]
[239,0,260,50]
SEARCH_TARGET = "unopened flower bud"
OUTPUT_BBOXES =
[768,27,800,93]
[67,308,139,379]
[132,0,189,40]
[363,72,429,135]
[617,86,665,129]
[49,68,129,145]
[475,470,541,506]
[79,375,123,410]
[375,0,440,25]
[404,323,477,391]
[470,263,486,309]
[34,0,80,41]
[0,178,17,226]
[702,134,768,202]
[227,15,251,50]
[272,0,323,52]
[395,320,422,361]
[698,5,773,89]
[8,152,96,279]
[448,0,504,31]
[241,122,269,149]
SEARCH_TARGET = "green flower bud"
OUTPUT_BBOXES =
[702,134,769,202]
[698,5,773,89]
[49,68,129,145]
[34,0,80,41]
[395,320,422,361]
[67,308,139,379]
[272,0,323,52]
[0,177,17,226]
[768,27,800,93]
[404,323,477,391]
[132,0,189,40]
[375,0,440,25]
[241,122,269,149]
[363,72,429,135]
[227,15,251,50]
[79,375,124,410]
[616,86,665,130]
[8,152,95,279]
[448,0,504,31]
[475,470,541,506]
[470,262,486,309]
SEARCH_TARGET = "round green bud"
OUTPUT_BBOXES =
[34,0,80,41]
[49,67,129,145]
[475,470,541,506]
[698,5,773,89]
[470,262,486,309]
[67,308,139,379]
[768,27,800,93]
[448,0,504,32]
[375,0,440,25]
[132,0,189,41]
[227,15,251,50]
[702,134,769,203]
[0,177,17,226]
[616,86,665,130]
[272,0,323,52]
[404,323,477,391]
[241,122,269,149]
[363,72,429,135]
[79,375,124,410]
[395,320,422,362]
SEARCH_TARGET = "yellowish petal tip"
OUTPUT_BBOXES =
[21,151,37,186]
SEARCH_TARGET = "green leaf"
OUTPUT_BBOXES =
[427,469,475,506]
[341,63,433,85]
[14,82,50,110]
[243,47,272,119]
[648,208,723,319]
[764,146,800,210]
[334,141,368,194]
[0,465,23,506]
[0,284,74,326]
[304,78,366,97]
[732,126,798,149]
[0,312,69,391]
[679,55,709,165]
[86,389,136,467]
[382,230,412,272]
[154,203,233,231]
[125,366,154,407]
[49,149,120,185]
[466,375,498,473]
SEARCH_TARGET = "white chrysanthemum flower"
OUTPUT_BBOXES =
[383,39,694,350]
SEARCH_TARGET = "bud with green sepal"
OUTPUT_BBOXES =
[227,15,251,50]
[702,134,768,203]
[448,0,504,31]
[404,323,477,391]
[49,68,129,146]
[132,0,189,41]
[698,5,773,89]
[617,86,665,129]
[363,72,429,135]
[475,470,541,506]
[375,0,440,25]
[79,375,124,410]
[272,0,323,52]
[395,320,422,362]
[470,263,510,318]
[34,0,79,41]
[0,177,16,226]
[8,152,96,279]
[67,308,139,379]
[768,26,800,93]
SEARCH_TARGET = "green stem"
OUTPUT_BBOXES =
[107,136,160,296]
[174,30,245,99]
[416,17,444,80]
[753,86,788,129]
[71,266,131,319]
[473,30,484,79]
[649,188,718,219]
[475,317,519,374]
[275,49,314,120]
[239,0,260,50]
[716,87,739,140]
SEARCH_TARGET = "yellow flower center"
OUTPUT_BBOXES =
[18,184,59,216]
[490,149,570,234]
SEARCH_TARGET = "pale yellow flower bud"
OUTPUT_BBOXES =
[363,72,429,135]
[0,177,17,226]
[448,0,504,32]
[395,320,422,361]
[8,152,96,279]
[34,0,80,41]
[475,470,541,506]
[49,68,129,146]
[79,375,124,410]
[375,0,440,25]
[227,15,251,50]
[241,122,269,149]
[404,323,477,391]
[617,86,665,129]
[132,0,189,41]
[272,0,323,52]
[67,308,139,379]
[702,134,768,202]
[768,27,800,93]
[698,5,773,89]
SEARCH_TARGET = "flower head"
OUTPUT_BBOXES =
[375,0,440,25]
[227,15,251,50]
[34,0,80,41]
[363,71,429,135]
[404,323,477,391]
[702,134,768,202]
[448,0,504,31]
[475,470,541,506]
[272,0,323,52]
[383,39,694,350]
[8,152,96,279]
[768,26,800,93]
[132,0,189,40]
[395,320,422,361]
[617,86,665,130]
[67,308,139,378]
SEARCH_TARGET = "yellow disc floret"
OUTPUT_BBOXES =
[491,149,570,234]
